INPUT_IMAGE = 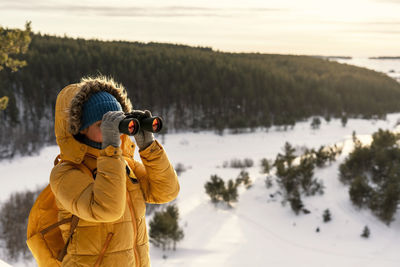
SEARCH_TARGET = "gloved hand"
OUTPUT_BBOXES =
[101,111,125,149]
[131,110,155,151]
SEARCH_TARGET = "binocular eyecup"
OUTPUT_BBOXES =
[118,114,163,135]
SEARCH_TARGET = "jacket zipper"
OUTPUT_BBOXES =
[94,232,114,267]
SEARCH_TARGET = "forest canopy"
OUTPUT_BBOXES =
[1,33,400,158]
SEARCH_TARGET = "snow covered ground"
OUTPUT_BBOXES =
[0,260,11,267]
[336,57,400,82]
[1,114,400,266]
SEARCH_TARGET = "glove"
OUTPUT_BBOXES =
[101,111,125,149]
[131,110,155,151]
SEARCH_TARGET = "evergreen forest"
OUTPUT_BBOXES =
[1,33,400,158]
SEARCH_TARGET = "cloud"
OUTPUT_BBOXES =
[334,20,400,35]
[0,3,286,18]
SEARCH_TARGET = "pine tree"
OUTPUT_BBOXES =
[261,158,272,174]
[204,175,225,203]
[349,175,371,208]
[0,22,31,112]
[164,205,184,250]
[149,210,169,250]
[298,155,316,195]
[340,129,400,224]
[0,22,31,72]
[149,204,184,251]
[223,179,239,205]
[288,190,304,215]
[370,179,400,225]
[282,142,296,168]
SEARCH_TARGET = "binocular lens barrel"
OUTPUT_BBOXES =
[119,118,140,135]
[118,116,163,135]
[141,117,163,133]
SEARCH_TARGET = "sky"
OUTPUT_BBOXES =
[1,0,400,57]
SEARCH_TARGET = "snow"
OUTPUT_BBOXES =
[0,260,11,267]
[149,115,400,267]
[2,114,400,266]
[335,57,400,83]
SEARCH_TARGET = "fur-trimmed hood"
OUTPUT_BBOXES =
[68,77,132,135]
[54,77,134,163]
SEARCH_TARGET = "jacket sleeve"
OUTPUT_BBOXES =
[50,146,126,223]
[131,140,179,204]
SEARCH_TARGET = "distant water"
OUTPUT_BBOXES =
[334,57,400,82]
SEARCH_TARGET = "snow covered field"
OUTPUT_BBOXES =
[1,114,400,266]
[0,260,11,267]
[336,57,400,83]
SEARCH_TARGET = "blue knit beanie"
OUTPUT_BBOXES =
[80,91,122,131]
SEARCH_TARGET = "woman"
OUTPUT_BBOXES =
[50,76,179,266]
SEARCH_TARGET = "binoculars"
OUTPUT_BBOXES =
[118,112,163,135]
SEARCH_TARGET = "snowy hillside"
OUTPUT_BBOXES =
[1,114,400,266]
[0,260,11,267]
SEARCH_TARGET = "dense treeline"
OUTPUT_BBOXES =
[1,34,400,158]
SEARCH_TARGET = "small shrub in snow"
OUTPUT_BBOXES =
[361,225,370,238]
[174,162,187,176]
[204,175,226,203]
[323,209,332,223]
[265,176,273,189]
[229,159,242,168]
[311,117,321,130]
[324,114,331,123]
[241,158,254,168]
[229,158,254,168]
[236,170,252,189]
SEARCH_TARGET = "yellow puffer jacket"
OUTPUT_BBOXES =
[50,82,179,267]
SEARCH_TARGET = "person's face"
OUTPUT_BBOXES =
[80,120,103,143]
